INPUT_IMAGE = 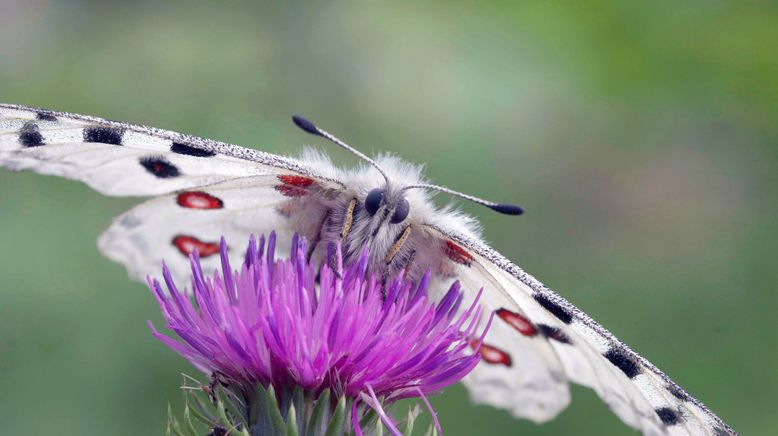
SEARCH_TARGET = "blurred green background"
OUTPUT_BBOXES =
[1,1,776,434]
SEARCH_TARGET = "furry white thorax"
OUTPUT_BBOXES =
[295,147,483,281]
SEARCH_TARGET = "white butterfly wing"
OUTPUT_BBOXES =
[1,104,343,283]
[99,175,333,285]
[423,224,736,436]
[416,232,574,422]
[0,103,339,196]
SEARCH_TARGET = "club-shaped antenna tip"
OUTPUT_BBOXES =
[292,115,320,136]
[489,203,525,216]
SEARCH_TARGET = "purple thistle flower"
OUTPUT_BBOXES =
[149,232,489,435]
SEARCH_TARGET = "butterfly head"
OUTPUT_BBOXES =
[365,186,410,224]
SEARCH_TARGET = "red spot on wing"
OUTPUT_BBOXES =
[471,340,512,367]
[275,185,308,197]
[172,235,219,257]
[446,241,474,266]
[176,191,224,209]
[497,308,537,337]
[277,175,314,187]
[275,175,316,197]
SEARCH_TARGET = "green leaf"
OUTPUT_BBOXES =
[215,398,247,435]
[247,387,262,428]
[404,405,418,436]
[183,403,199,435]
[423,420,439,436]
[186,390,216,425]
[358,406,379,430]
[166,404,181,436]
[286,403,299,436]
[308,389,330,435]
[260,384,287,434]
[324,396,346,436]
[221,389,248,429]
[292,387,305,434]
[215,398,230,425]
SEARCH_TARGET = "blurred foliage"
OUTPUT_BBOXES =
[1,1,776,434]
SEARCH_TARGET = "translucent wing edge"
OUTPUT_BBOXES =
[0,103,344,188]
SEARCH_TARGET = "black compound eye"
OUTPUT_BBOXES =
[390,197,410,224]
[365,188,386,216]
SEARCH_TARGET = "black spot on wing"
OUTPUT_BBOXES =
[533,293,573,324]
[655,407,681,425]
[667,383,690,402]
[171,142,216,157]
[19,122,44,147]
[140,156,180,178]
[84,126,124,145]
[35,112,57,122]
[537,324,572,344]
[603,347,641,378]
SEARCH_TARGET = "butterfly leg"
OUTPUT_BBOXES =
[384,225,411,264]
[380,225,413,296]
[339,198,357,240]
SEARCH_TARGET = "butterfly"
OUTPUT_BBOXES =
[0,103,735,435]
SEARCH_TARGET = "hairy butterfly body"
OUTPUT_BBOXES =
[0,104,736,435]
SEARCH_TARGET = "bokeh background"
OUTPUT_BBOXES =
[1,1,776,434]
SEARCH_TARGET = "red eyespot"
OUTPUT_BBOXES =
[277,175,314,187]
[471,340,512,367]
[275,185,308,197]
[497,308,537,337]
[276,175,315,197]
[176,191,224,209]
[446,241,474,266]
[172,235,219,257]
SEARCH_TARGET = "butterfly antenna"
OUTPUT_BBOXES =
[292,115,389,184]
[402,183,524,216]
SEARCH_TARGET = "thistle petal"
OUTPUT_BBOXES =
[149,233,488,434]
